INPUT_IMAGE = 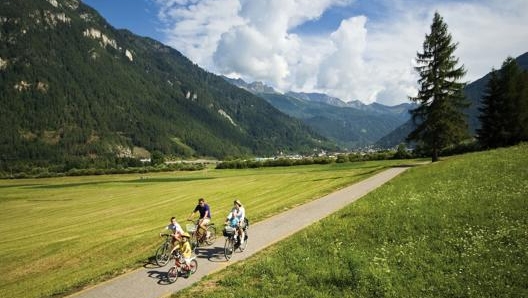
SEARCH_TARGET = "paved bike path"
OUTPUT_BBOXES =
[69,167,409,298]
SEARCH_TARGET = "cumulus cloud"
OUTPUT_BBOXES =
[153,0,528,106]
[153,0,245,67]
[316,16,373,101]
[213,25,291,84]
[438,0,528,81]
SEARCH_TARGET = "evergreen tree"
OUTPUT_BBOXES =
[478,57,528,147]
[407,12,469,162]
[503,58,528,144]
[520,70,528,141]
[477,69,506,148]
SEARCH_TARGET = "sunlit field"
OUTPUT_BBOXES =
[174,144,528,298]
[0,159,415,298]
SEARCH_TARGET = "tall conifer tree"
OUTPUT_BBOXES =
[478,57,528,147]
[477,69,506,148]
[408,12,469,162]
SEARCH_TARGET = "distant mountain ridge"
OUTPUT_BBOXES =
[0,0,333,168]
[285,92,349,108]
[226,50,528,150]
[224,77,415,149]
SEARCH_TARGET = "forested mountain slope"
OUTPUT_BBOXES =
[0,0,332,169]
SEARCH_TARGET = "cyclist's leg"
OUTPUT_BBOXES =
[237,222,244,244]
[183,258,191,270]
[239,226,245,244]
[199,218,210,239]
[200,218,210,229]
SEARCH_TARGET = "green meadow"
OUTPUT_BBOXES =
[0,159,412,298]
[175,144,528,298]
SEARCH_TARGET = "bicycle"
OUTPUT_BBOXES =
[186,219,217,252]
[167,250,198,283]
[155,234,174,266]
[223,224,248,260]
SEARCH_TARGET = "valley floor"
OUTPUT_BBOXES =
[68,167,410,298]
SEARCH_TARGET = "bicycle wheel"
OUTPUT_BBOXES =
[224,237,235,260]
[188,259,198,275]
[239,233,248,252]
[167,266,179,283]
[155,242,171,266]
[204,225,217,246]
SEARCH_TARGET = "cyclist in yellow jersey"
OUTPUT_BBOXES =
[171,232,193,269]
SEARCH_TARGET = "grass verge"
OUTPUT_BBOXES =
[174,144,528,298]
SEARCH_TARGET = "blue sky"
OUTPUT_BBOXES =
[82,0,528,105]
[82,0,163,40]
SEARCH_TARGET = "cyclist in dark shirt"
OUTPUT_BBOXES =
[188,198,211,238]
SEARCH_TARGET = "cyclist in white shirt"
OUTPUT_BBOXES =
[160,216,184,247]
[232,200,246,244]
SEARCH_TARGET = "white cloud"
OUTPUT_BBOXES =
[213,25,292,84]
[153,0,528,105]
[316,16,373,102]
[438,0,528,81]
[153,0,245,68]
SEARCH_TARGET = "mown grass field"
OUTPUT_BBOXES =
[0,159,414,298]
[174,144,528,298]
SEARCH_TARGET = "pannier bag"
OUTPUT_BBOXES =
[223,226,236,237]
